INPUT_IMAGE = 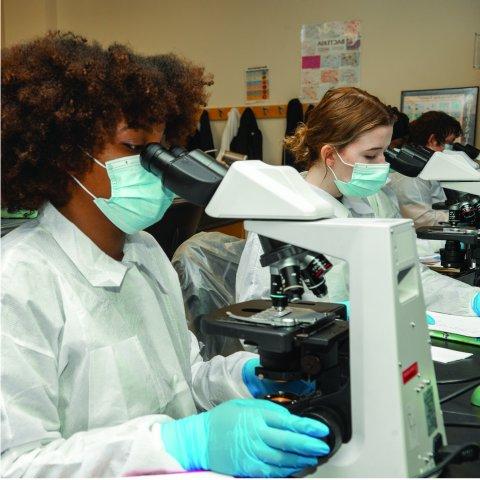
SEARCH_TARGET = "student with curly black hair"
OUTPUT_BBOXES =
[389,111,463,227]
[1,32,330,477]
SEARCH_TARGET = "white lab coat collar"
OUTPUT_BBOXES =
[39,203,134,287]
[341,195,374,214]
[299,171,351,218]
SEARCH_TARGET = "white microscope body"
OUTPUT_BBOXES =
[419,149,480,196]
[206,161,446,477]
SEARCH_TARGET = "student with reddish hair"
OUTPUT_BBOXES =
[237,87,480,317]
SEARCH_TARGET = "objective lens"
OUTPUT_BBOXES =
[270,274,288,310]
[279,264,303,302]
[459,201,475,225]
[448,204,461,226]
[301,254,332,297]
[469,197,480,227]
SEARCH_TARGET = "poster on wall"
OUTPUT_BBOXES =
[300,20,361,103]
[401,87,478,144]
[246,66,269,102]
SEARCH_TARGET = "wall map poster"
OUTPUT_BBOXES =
[401,87,478,144]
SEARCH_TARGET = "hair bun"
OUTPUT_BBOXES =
[284,123,314,168]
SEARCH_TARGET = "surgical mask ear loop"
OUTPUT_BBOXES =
[334,147,355,168]
[83,150,107,170]
[327,147,349,182]
[70,175,98,200]
[70,150,107,199]
[327,164,339,182]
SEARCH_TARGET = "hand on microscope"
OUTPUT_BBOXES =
[160,398,330,477]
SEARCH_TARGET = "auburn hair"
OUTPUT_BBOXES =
[285,87,396,169]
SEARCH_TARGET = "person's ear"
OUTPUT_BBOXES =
[426,133,440,149]
[321,144,336,168]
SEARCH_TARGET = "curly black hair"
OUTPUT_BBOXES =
[408,111,463,146]
[145,54,213,145]
[1,31,212,212]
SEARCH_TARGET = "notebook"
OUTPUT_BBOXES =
[427,311,480,346]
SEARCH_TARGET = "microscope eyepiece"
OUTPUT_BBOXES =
[140,143,228,206]
[384,144,434,177]
[452,142,480,160]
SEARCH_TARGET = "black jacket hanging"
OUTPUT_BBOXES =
[304,104,314,122]
[282,98,304,169]
[187,110,214,152]
[230,107,263,160]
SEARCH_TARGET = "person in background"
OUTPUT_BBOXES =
[236,87,480,317]
[1,32,330,478]
[388,106,410,148]
[389,111,463,227]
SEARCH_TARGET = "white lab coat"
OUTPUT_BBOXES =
[236,181,479,316]
[216,108,241,162]
[389,172,449,228]
[1,203,254,477]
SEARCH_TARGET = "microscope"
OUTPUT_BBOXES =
[385,144,480,286]
[141,144,457,477]
[453,142,480,161]
[423,197,480,285]
[205,234,352,464]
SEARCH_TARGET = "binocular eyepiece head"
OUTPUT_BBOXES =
[140,143,227,207]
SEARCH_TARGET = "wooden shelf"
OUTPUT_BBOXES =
[206,103,313,121]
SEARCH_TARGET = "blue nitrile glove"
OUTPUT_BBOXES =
[426,314,436,325]
[242,357,315,398]
[471,293,480,316]
[160,398,330,477]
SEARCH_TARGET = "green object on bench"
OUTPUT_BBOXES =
[471,386,480,407]
[429,330,480,346]
[1,208,38,219]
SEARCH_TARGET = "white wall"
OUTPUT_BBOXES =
[3,0,480,164]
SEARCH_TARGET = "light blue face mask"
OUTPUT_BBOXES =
[72,153,174,234]
[329,149,390,197]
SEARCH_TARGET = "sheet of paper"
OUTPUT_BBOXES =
[430,346,472,363]
[246,66,269,102]
[427,311,480,338]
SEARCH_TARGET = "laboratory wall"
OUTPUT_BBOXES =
[2,0,480,164]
